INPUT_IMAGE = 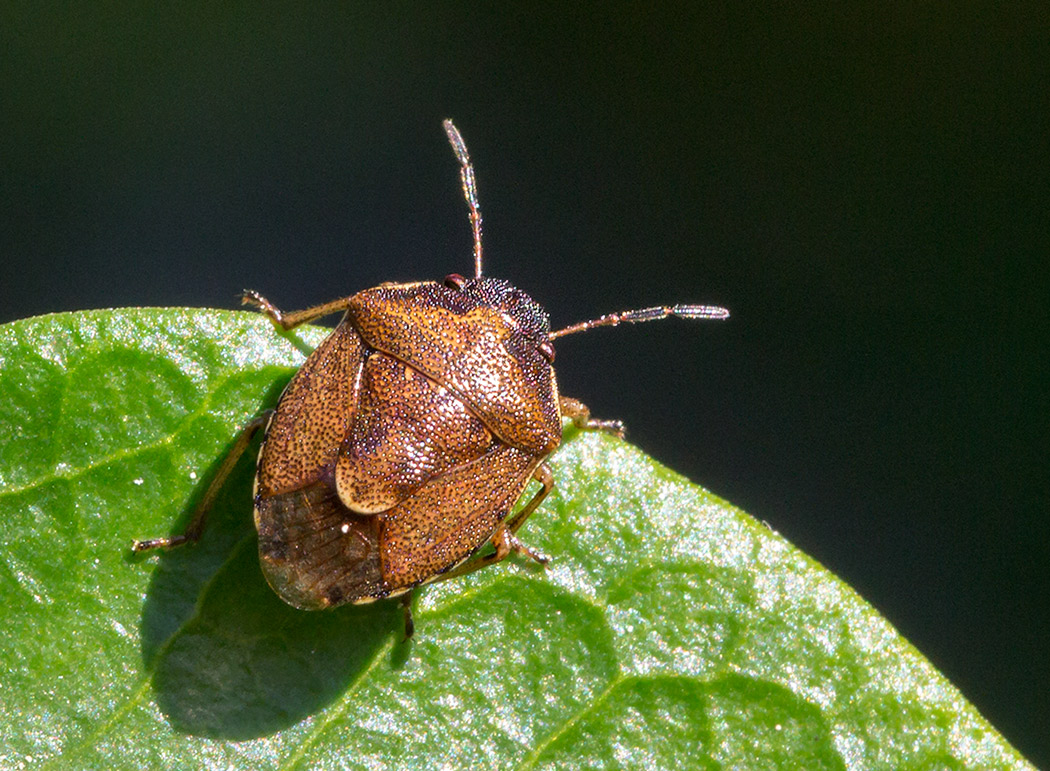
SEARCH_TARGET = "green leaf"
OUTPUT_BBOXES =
[0,308,1034,770]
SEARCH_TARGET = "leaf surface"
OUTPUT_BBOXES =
[0,309,1033,770]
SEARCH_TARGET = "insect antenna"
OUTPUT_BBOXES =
[549,303,730,340]
[443,119,484,278]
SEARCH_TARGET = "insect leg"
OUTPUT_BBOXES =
[504,462,554,536]
[433,522,549,588]
[491,526,550,567]
[429,463,555,588]
[131,413,270,552]
[559,396,626,438]
[400,591,415,640]
[241,291,353,330]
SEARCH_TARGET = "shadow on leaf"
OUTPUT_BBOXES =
[136,384,399,740]
[147,542,397,739]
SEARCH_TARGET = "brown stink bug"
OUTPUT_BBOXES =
[133,120,728,637]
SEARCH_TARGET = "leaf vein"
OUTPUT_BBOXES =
[276,637,398,771]
[46,534,259,764]
[0,372,242,499]
[514,675,624,770]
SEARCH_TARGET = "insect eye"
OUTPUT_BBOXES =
[444,273,467,290]
[538,340,555,362]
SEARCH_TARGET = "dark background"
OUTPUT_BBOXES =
[2,3,1046,764]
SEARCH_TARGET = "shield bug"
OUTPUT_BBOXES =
[133,120,728,637]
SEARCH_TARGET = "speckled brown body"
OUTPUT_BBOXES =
[131,120,727,636]
[254,279,562,609]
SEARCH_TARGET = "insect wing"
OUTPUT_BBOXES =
[380,445,539,590]
[335,351,493,514]
[255,478,383,609]
[254,317,384,608]
[256,317,363,496]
